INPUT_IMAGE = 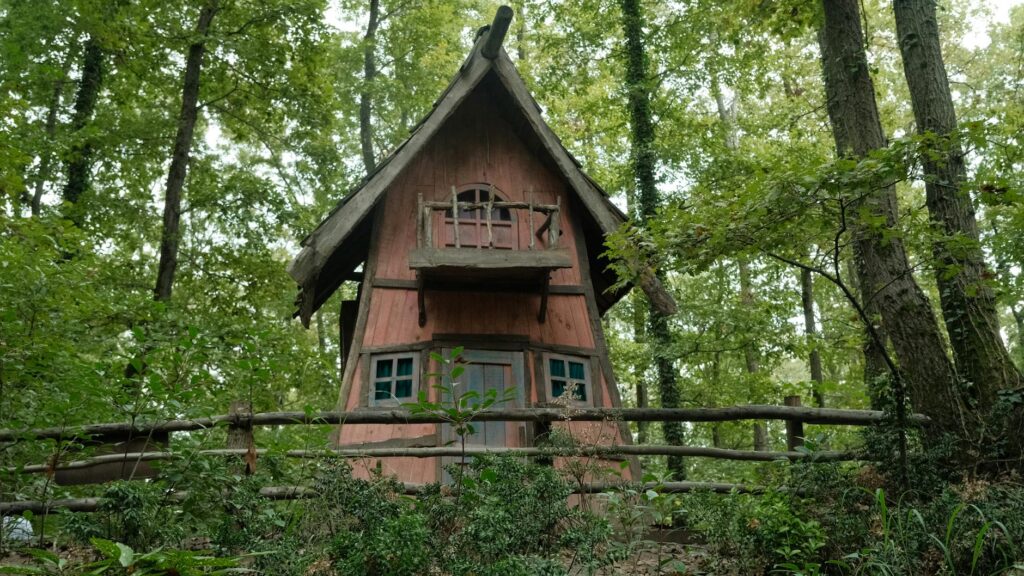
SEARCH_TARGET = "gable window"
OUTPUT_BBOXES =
[370,353,419,406]
[544,353,591,405]
[445,187,514,249]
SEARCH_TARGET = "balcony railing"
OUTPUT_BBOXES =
[415,187,561,251]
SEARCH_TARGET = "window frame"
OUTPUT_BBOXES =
[368,353,420,407]
[542,353,592,406]
[443,186,515,249]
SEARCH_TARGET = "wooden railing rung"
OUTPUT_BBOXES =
[0,406,929,443]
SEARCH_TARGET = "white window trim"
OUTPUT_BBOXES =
[542,353,592,407]
[369,353,420,407]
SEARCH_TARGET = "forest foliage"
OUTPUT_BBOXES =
[2,0,1024,573]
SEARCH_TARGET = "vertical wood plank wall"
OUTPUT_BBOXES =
[337,89,630,483]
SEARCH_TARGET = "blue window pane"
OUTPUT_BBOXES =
[395,379,413,398]
[376,360,393,378]
[397,357,414,377]
[374,382,391,400]
[549,359,565,378]
[552,379,566,399]
[576,384,587,402]
[569,361,585,380]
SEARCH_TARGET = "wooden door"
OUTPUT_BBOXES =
[441,349,524,482]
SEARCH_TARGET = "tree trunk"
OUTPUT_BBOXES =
[620,0,684,479]
[818,0,964,434]
[61,37,103,219]
[801,269,826,407]
[893,0,1022,408]
[359,0,379,174]
[32,61,70,217]
[738,260,760,373]
[154,3,218,302]
[1012,306,1024,359]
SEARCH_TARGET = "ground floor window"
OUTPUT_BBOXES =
[370,353,418,406]
[544,353,591,405]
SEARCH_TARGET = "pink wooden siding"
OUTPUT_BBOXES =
[337,86,633,484]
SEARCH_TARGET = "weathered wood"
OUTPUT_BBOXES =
[480,5,514,59]
[7,445,858,476]
[485,196,494,248]
[416,192,424,248]
[423,203,433,248]
[226,400,253,450]
[408,247,573,270]
[371,277,586,295]
[336,204,386,417]
[53,436,166,486]
[0,480,778,515]
[0,406,925,443]
[286,44,493,288]
[550,196,560,248]
[785,395,805,451]
[422,200,559,213]
[451,186,461,248]
[416,272,426,327]
[529,191,536,250]
[538,273,549,323]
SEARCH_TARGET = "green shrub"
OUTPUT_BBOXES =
[418,455,613,575]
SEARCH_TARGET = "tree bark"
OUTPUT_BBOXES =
[801,268,826,407]
[154,3,218,302]
[32,61,69,217]
[359,0,379,174]
[893,0,1022,408]
[818,0,964,434]
[61,37,103,218]
[620,0,684,479]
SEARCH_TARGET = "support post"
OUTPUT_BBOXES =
[785,395,804,451]
[451,186,460,248]
[227,400,256,475]
[538,273,549,323]
[423,203,433,249]
[416,192,424,248]
[549,195,560,249]
[528,188,535,250]
[485,185,494,249]
[417,272,426,327]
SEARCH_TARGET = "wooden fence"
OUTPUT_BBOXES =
[0,398,922,515]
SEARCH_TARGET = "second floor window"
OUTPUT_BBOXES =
[445,188,513,249]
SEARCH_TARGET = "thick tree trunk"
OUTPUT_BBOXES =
[818,0,964,434]
[359,0,379,174]
[61,37,103,218]
[620,0,684,479]
[154,3,218,302]
[893,0,1022,408]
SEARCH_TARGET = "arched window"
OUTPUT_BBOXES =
[444,186,514,249]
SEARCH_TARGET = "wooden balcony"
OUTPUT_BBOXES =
[410,189,573,325]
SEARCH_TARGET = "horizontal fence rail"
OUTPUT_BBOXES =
[3,445,863,476]
[0,481,782,516]
[0,405,926,443]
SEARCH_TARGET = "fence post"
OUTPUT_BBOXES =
[753,423,767,451]
[785,395,805,451]
[228,400,256,475]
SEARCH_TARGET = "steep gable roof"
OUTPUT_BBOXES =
[288,17,675,326]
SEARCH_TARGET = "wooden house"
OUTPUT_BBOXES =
[288,7,673,484]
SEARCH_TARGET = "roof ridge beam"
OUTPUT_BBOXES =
[481,6,514,59]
